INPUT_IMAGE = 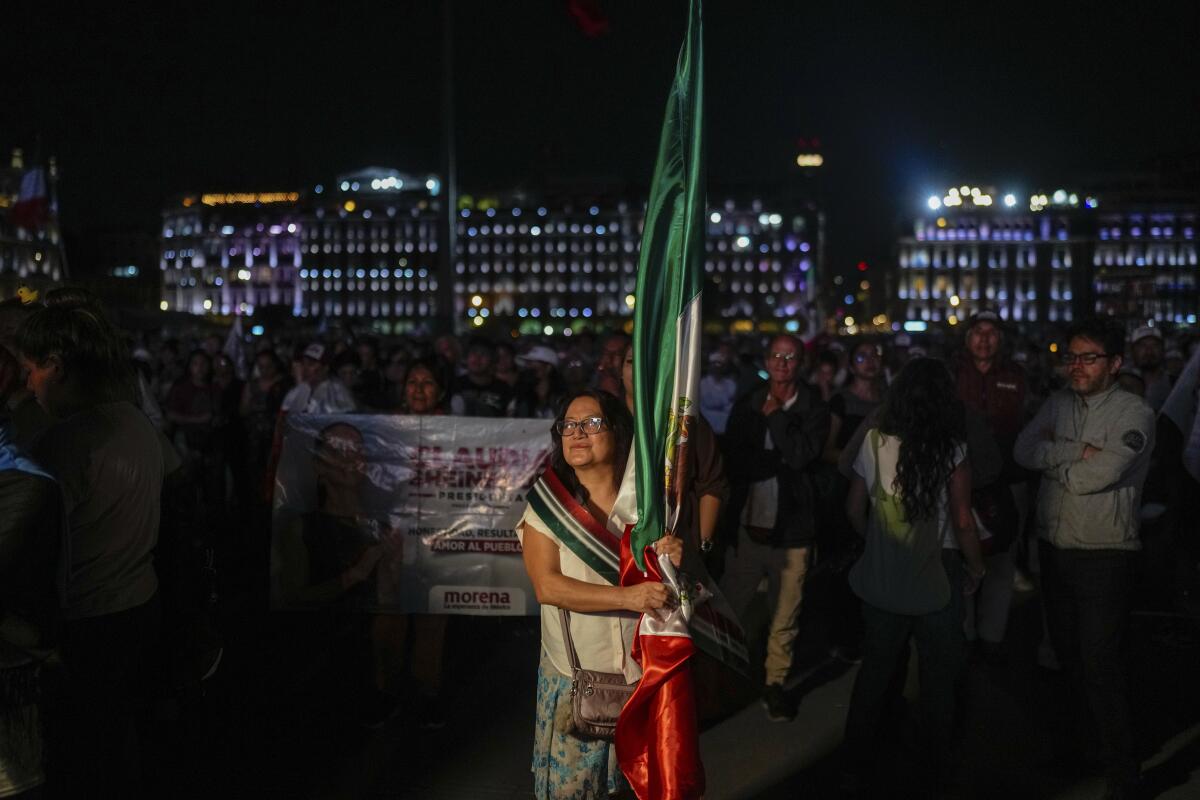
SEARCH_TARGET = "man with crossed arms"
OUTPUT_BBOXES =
[1015,318,1154,799]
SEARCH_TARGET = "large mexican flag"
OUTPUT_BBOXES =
[613,1,706,798]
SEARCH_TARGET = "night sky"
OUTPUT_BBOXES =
[7,1,1199,281]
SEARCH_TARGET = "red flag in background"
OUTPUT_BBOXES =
[566,0,610,37]
[11,168,48,231]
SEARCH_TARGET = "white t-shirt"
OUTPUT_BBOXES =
[853,429,967,547]
[281,379,358,415]
[517,504,642,682]
[741,390,799,530]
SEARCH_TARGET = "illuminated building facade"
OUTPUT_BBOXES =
[1091,205,1198,325]
[452,197,637,329]
[703,200,820,329]
[160,168,823,334]
[160,191,306,316]
[161,169,444,322]
[0,149,67,297]
[896,185,1199,329]
[297,169,442,323]
[455,195,819,335]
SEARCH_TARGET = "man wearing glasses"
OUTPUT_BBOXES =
[1014,318,1154,798]
[721,334,830,722]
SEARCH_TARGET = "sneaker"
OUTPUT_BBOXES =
[415,691,447,730]
[762,683,796,723]
[976,640,1007,666]
[1036,639,1061,672]
[359,691,401,729]
[1102,776,1143,800]
[1175,588,1200,619]
[829,643,863,664]
[838,769,866,798]
[1013,569,1036,592]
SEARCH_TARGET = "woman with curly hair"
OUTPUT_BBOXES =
[840,357,986,795]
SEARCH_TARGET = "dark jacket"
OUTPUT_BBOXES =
[723,382,830,548]
[675,415,729,552]
[0,470,63,648]
[34,402,164,620]
[955,354,1027,482]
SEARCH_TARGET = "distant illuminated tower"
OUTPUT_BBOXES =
[794,136,824,170]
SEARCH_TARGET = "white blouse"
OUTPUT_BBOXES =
[517,504,642,683]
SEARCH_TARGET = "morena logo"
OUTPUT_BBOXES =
[430,586,526,615]
[445,590,510,605]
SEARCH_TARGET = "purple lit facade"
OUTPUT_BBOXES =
[1091,208,1198,324]
[896,188,1199,328]
[160,169,823,334]
[161,168,438,323]
[160,196,305,317]
[703,199,820,328]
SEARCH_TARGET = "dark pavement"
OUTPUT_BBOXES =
[141,567,1200,799]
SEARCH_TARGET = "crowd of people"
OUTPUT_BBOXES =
[1,284,1199,798]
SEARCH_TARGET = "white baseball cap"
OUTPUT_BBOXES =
[517,345,559,368]
[1131,326,1163,344]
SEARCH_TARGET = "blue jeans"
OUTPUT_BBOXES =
[844,552,966,782]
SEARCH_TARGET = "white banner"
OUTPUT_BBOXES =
[270,414,553,615]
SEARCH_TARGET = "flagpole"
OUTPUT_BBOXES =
[49,156,69,280]
[31,137,67,282]
[437,0,459,336]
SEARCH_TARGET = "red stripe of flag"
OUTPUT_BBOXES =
[615,529,704,800]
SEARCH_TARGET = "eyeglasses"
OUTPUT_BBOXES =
[1061,352,1109,366]
[769,352,797,362]
[555,416,607,436]
[854,351,880,363]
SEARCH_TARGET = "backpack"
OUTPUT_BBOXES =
[848,430,951,615]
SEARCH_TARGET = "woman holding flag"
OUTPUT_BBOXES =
[523,0,714,796]
[518,389,683,800]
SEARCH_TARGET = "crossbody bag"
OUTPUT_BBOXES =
[558,608,637,740]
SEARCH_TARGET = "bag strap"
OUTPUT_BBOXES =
[870,429,885,495]
[558,608,582,671]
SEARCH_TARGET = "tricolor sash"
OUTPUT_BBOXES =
[527,468,750,675]
[527,468,621,585]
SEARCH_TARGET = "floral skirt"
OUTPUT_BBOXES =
[0,659,43,797]
[532,651,628,800]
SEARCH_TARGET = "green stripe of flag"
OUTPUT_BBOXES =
[629,0,705,570]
